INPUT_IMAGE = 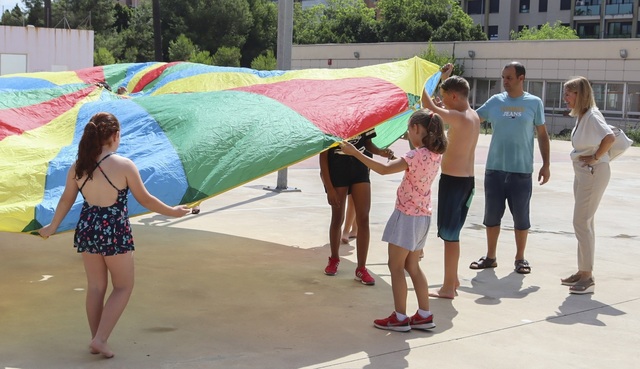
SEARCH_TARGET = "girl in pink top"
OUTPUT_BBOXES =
[340,109,447,332]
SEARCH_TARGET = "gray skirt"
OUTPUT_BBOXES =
[382,208,431,252]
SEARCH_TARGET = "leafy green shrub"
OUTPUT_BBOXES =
[627,129,640,146]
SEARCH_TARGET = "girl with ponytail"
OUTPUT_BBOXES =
[39,112,190,358]
[340,109,447,331]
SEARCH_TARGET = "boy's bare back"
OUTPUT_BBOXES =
[441,107,480,177]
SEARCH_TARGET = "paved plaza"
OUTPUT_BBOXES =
[1,134,638,369]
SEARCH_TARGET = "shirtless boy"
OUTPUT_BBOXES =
[422,64,480,299]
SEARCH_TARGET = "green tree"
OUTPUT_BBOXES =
[213,46,242,67]
[377,0,443,42]
[23,0,44,26]
[188,0,253,54]
[1,5,25,26]
[169,34,198,62]
[94,29,125,62]
[323,0,377,43]
[293,0,377,44]
[113,2,133,32]
[241,0,277,67]
[118,1,154,62]
[418,43,464,76]
[51,0,115,32]
[431,2,487,41]
[94,47,116,66]
[250,49,277,70]
[511,21,579,40]
[293,3,325,44]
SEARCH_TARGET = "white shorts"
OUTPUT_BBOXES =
[381,209,431,252]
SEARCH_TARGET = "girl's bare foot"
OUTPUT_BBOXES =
[90,339,114,358]
[428,281,460,299]
[341,231,350,244]
[428,288,457,299]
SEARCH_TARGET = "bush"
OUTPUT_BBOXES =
[552,128,572,141]
[94,47,116,66]
[213,46,242,67]
[251,50,277,70]
[627,129,640,146]
[418,43,464,76]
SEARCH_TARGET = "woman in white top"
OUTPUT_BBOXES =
[561,76,615,294]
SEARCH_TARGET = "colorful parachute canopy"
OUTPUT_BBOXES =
[0,57,440,234]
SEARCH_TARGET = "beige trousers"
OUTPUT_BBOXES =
[572,161,610,272]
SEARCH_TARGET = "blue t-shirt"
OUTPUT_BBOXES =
[477,92,545,173]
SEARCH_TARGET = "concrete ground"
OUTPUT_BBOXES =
[1,134,639,369]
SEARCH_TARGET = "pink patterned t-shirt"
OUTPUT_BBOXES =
[395,147,442,216]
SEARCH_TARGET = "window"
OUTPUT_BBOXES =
[520,0,530,13]
[627,84,640,117]
[560,0,571,10]
[526,81,543,99]
[490,0,500,13]
[474,79,500,108]
[606,83,624,111]
[467,0,483,14]
[539,0,548,12]
[468,0,500,13]
[518,25,526,32]
[606,22,632,38]
[576,22,600,38]
[544,82,563,112]
[488,25,499,40]
[592,83,606,109]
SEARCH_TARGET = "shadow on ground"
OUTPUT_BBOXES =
[0,226,445,369]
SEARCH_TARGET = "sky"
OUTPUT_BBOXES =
[1,0,20,13]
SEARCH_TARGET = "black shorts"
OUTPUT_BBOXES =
[327,154,370,192]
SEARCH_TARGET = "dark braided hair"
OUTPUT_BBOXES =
[409,109,447,155]
[75,112,120,180]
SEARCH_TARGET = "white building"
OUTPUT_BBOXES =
[0,25,93,75]
[292,39,640,133]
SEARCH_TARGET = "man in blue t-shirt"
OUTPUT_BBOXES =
[469,62,550,275]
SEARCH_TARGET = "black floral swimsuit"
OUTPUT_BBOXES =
[74,153,134,256]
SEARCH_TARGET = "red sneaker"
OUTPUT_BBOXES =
[409,311,435,330]
[374,312,410,332]
[324,257,340,276]
[355,267,375,285]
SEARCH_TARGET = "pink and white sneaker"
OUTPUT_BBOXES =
[324,257,340,276]
[355,267,375,285]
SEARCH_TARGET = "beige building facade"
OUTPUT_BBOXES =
[292,39,640,133]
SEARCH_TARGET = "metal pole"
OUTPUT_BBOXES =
[266,0,300,192]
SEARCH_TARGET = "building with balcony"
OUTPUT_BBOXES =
[459,0,640,40]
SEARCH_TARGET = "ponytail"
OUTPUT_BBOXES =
[75,112,120,179]
[409,109,447,154]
